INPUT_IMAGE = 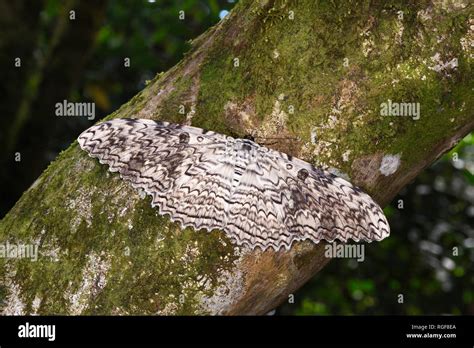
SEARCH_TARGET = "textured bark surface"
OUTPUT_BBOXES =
[1,0,473,315]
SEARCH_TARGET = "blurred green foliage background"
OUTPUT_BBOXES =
[0,0,472,315]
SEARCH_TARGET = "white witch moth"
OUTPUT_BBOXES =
[78,118,390,250]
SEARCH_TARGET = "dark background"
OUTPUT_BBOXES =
[0,0,472,315]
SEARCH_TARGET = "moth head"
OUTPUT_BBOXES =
[243,134,256,142]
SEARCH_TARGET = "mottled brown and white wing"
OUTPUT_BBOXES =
[78,118,390,250]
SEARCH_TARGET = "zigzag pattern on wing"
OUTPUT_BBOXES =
[78,118,231,232]
[78,118,390,251]
[217,148,389,250]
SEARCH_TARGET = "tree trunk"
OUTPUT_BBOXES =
[1,0,472,315]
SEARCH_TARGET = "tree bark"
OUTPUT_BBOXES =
[1,0,473,315]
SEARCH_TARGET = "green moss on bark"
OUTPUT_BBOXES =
[0,144,238,314]
[1,0,472,315]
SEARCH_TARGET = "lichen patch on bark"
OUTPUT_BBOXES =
[65,251,111,315]
[1,0,472,315]
[379,154,402,176]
